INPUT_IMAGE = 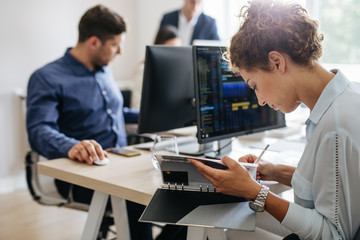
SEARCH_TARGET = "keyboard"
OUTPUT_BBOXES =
[133,136,198,150]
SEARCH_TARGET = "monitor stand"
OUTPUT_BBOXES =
[167,137,233,158]
[178,142,213,156]
[203,138,233,159]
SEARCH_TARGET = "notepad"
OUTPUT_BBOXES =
[139,155,256,231]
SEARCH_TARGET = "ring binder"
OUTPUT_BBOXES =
[157,155,228,192]
[139,154,257,231]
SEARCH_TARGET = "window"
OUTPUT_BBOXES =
[203,0,360,81]
[309,0,360,64]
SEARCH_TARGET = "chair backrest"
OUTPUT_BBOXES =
[25,150,89,211]
[19,87,88,211]
[121,89,132,108]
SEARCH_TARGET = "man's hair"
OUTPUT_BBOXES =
[229,0,323,72]
[78,5,126,43]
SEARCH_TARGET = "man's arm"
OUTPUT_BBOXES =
[26,72,79,159]
[26,72,106,163]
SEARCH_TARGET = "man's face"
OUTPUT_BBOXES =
[92,33,125,67]
[184,0,202,14]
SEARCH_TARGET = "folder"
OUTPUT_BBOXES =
[139,155,256,231]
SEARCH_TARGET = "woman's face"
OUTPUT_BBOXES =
[239,68,301,113]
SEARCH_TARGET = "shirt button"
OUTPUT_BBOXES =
[102,90,107,96]
[112,126,117,131]
[107,109,112,114]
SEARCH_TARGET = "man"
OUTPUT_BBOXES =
[26,5,152,240]
[160,0,219,45]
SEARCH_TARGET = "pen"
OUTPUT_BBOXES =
[254,144,269,164]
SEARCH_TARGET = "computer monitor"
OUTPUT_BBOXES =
[138,46,196,134]
[193,46,286,156]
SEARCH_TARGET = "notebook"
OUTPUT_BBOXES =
[139,155,256,231]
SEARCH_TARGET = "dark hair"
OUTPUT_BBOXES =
[229,0,324,72]
[78,5,126,43]
[154,25,179,44]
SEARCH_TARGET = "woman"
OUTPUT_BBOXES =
[154,25,182,46]
[190,0,360,239]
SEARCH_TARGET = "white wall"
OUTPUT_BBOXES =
[0,0,182,193]
[134,0,183,61]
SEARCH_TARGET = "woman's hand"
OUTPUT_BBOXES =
[238,154,277,181]
[238,154,257,163]
[257,160,277,181]
[190,156,261,200]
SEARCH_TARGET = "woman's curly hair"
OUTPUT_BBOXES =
[229,0,324,72]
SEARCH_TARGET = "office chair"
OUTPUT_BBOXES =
[121,89,132,108]
[25,150,89,209]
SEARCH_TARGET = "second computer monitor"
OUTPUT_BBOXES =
[193,46,286,144]
[138,46,195,134]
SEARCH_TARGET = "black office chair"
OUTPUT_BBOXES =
[25,150,115,239]
[121,89,132,108]
[25,151,88,209]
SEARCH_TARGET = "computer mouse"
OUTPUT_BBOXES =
[93,157,110,166]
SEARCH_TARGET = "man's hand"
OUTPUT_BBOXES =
[68,140,108,165]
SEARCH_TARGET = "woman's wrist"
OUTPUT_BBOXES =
[273,164,295,186]
[248,181,262,201]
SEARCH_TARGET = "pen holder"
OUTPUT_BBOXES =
[239,162,258,180]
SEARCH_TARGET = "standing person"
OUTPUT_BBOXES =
[190,0,360,239]
[159,0,219,46]
[131,25,182,110]
[26,5,152,240]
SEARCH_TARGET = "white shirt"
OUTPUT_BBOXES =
[178,11,200,46]
[281,70,360,239]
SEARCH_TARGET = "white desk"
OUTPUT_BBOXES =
[38,150,231,240]
[38,149,159,240]
[38,135,301,240]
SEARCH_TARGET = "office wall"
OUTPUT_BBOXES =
[0,0,181,193]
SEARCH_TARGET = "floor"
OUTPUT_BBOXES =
[0,190,87,240]
[0,189,289,240]
[0,189,162,240]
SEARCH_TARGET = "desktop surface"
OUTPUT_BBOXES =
[38,150,162,205]
[37,133,302,205]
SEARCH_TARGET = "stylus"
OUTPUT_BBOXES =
[254,144,270,164]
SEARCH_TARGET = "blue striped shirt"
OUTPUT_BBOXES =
[26,48,138,159]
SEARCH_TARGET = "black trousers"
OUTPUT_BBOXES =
[55,179,153,240]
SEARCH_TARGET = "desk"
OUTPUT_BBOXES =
[38,150,231,240]
[38,149,159,240]
[38,140,298,240]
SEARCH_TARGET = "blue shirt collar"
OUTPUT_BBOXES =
[63,48,105,76]
[307,69,349,126]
